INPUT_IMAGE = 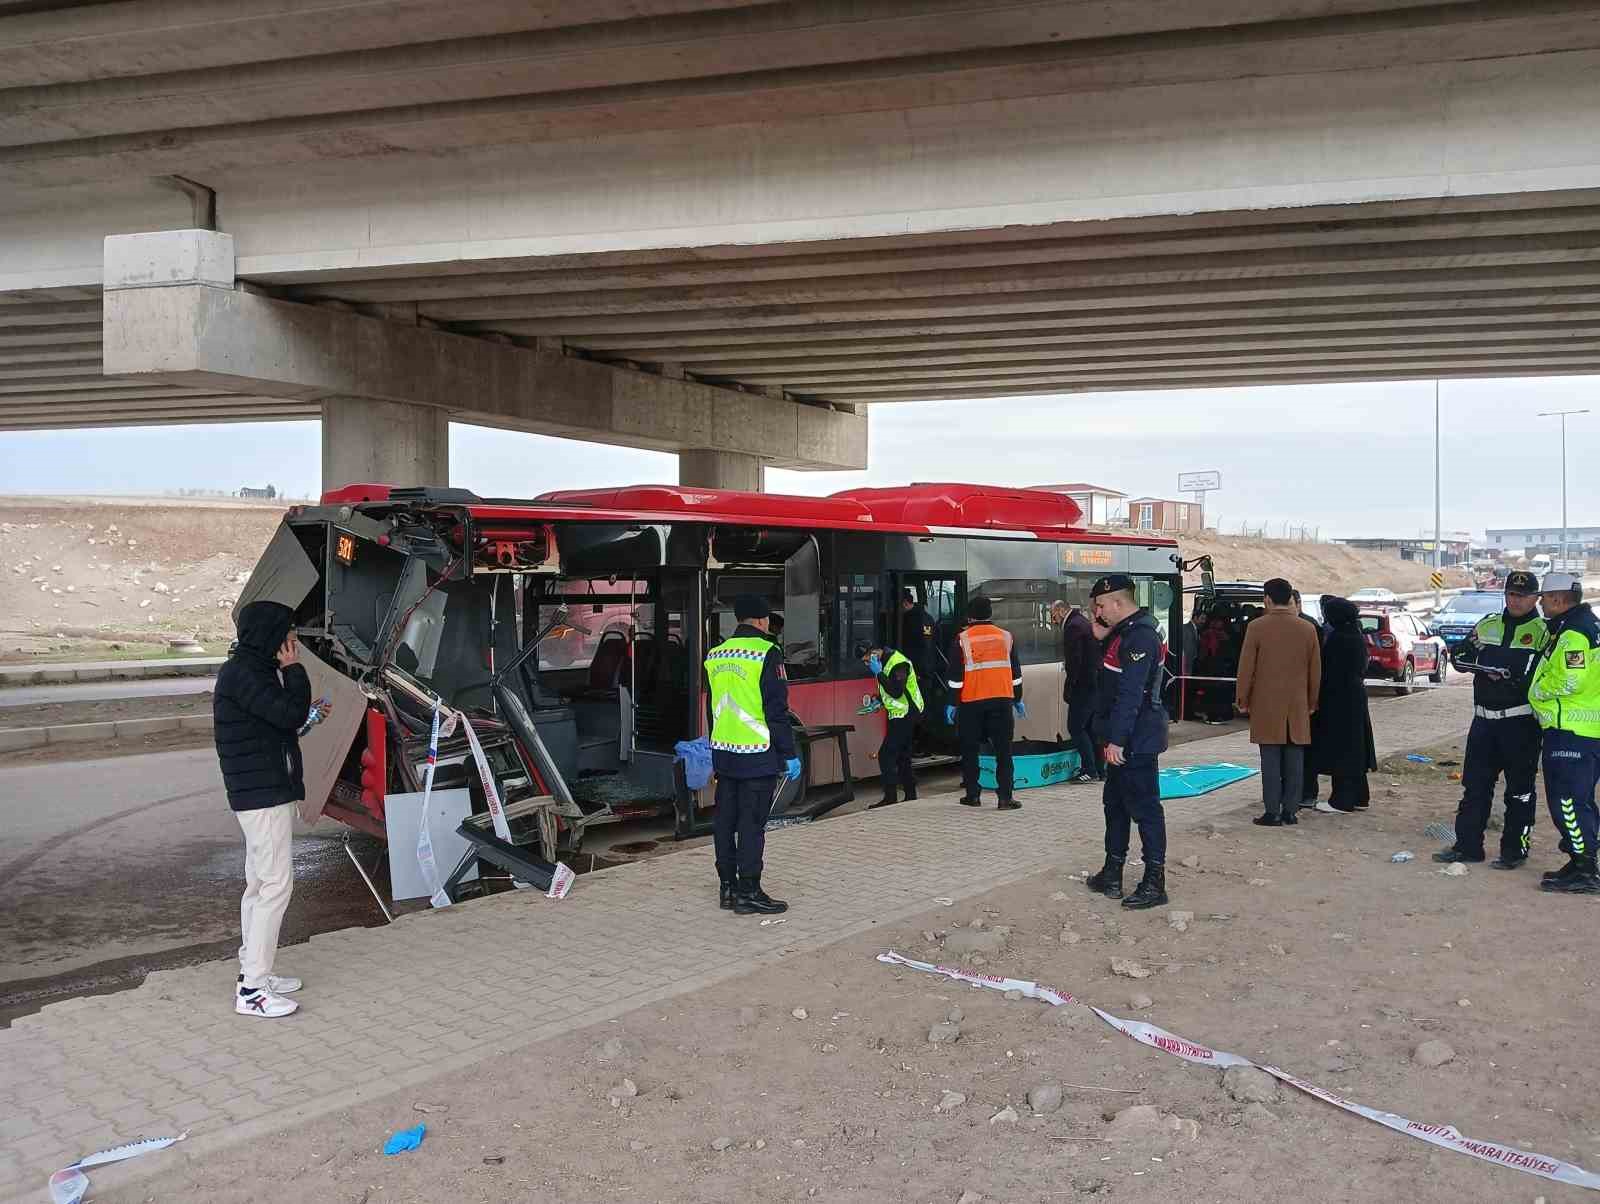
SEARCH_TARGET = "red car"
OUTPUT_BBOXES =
[1359,607,1446,693]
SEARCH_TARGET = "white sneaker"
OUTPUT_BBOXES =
[239,973,302,994]
[1314,800,1341,814]
[236,988,299,1018]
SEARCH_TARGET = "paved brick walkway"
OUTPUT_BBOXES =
[0,688,1468,1202]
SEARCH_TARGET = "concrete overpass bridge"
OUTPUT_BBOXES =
[4,0,1600,490]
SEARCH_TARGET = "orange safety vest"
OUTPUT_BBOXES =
[957,623,1016,703]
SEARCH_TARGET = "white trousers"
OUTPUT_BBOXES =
[236,803,295,989]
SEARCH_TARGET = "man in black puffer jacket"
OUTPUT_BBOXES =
[214,600,328,1018]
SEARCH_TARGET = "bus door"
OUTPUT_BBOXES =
[892,572,965,742]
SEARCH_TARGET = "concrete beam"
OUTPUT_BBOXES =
[100,278,865,471]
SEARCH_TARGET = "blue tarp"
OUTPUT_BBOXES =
[977,750,1257,799]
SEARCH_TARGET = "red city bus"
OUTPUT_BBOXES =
[244,483,1180,867]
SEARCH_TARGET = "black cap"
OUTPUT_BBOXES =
[733,594,769,621]
[1504,570,1539,597]
[1090,573,1136,599]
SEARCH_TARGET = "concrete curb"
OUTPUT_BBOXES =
[0,657,223,688]
[0,713,211,752]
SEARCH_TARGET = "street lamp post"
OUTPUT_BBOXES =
[1434,380,1441,612]
[1537,408,1589,571]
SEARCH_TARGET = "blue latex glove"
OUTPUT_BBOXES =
[383,1124,426,1155]
[784,757,803,780]
[867,654,883,676]
[1014,701,1028,720]
[944,704,957,726]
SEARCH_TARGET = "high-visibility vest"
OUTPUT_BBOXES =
[878,650,924,720]
[957,623,1015,703]
[705,636,773,754]
[1529,608,1600,738]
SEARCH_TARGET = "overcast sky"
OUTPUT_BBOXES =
[2,375,1594,540]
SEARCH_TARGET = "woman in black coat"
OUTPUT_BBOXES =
[1310,595,1376,812]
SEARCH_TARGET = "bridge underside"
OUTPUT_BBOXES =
[3,0,1600,482]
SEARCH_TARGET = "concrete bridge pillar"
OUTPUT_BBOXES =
[679,449,764,493]
[321,396,448,491]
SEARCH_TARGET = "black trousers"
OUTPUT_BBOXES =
[1104,755,1166,866]
[1453,715,1541,859]
[714,775,772,882]
[879,714,917,796]
[959,698,1015,801]
[1330,773,1370,810]
[1067,688,1102,779]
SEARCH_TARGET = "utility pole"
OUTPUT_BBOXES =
[1538,408,1589,571]
[1440,382,1452,614]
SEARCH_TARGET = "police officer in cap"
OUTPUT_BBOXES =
[704,595,799,914]
[1435,569,1548,868]
[1084,574,1172,909]
[1528,572,1600,894]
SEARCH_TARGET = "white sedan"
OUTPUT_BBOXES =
[1350,587,1399,605]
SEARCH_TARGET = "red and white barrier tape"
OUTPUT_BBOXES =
[877,951,1600,1191]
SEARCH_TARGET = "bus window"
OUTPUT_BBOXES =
[1132,575,1178,646]
[974,577,1055,665]
[710,574,782,645]
[835,574,879,677]
[782,538,825,680]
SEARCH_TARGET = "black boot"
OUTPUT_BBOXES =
[1541,855,1600,894]
[733,876,788,915]
[719,879,735,910]
[1542,856,1584,883]
[903,785,918,802]
[997,798,1021,811]
[1432,848,1484,864]
[870,787,899,810]
[1122,864,1169,910]
[958,795,981,807]
[1085,855,1125,900]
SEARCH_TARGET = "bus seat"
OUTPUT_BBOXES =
[587,629,629,691]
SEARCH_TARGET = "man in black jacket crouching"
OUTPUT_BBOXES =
[214,601,330,1018]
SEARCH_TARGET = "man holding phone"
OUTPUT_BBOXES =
[214,601,332,1017]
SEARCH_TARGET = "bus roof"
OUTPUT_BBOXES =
[318,483,1179,546]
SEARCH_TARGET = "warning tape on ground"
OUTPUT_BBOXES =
[877,951,1600,1192]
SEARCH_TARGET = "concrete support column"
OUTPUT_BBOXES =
[321,396,449,491]
[679,449,764,492]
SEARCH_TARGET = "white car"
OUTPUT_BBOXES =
[1350,587,1399,605]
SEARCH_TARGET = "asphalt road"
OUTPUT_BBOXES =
[0,746,384,1025]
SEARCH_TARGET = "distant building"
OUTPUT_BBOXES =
[1335,536,1470,566]
[1125,496,1204,535]
[1486,525,1600,554]
[239,485,277,500]
[1028,482,1127,526]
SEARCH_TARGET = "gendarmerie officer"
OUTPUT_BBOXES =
[1084,575,1172,910]
[704,595,798,915]
[1528,572,1600,894]
[1434,570,1548,869]
[944,595,1025,810]
[859,642,924,808]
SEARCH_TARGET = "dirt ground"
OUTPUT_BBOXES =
[103,742,1600,1204]
[0,496,281,659]
[0,690,211,729]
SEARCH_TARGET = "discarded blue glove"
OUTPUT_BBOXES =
[945,705,957,726]
[383,1124,426,1155]
[1014,701,1028,720]
[868,654,883,676]
[784,757,803,780]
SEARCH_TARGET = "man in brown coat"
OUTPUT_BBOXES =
[1235,577,1321,827]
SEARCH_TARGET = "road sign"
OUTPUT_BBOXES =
[1430,572,1444,589]
[1178,470,1221,492]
